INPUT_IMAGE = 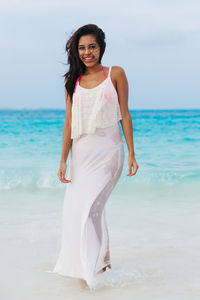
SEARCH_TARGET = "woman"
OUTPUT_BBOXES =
[53,24,139,289]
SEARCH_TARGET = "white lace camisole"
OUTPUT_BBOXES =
[71,66,122,139]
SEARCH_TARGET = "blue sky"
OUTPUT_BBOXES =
[0,0,200,109]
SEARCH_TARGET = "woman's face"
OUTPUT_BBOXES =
[78,34,100,67]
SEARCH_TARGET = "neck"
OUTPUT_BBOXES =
[84,63,102,75]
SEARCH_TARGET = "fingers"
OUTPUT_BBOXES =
[57,169,71,183]
[126,162,139,176]
[58,176,72,183]
[60,178,72,183]
[127,165,132,176]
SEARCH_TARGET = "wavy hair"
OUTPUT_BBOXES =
[64,24,106,100]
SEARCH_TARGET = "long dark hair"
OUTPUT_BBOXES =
[64,24,106,100]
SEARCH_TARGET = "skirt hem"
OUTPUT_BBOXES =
[52,261,111,282]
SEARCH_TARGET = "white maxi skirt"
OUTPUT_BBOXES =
[53,122,125,288]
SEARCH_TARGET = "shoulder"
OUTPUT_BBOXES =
[110,66,127,83]
[64,78,73,103]
[110,66,128,86]
[103,65,126,78]
[111,66,126,76]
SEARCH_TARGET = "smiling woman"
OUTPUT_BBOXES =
[63,24,106,99]
[52,24,139,290]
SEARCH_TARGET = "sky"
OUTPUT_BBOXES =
[0,0,200,110]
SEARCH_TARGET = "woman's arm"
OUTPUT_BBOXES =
[112,66,139,176]
[57,85,73,183]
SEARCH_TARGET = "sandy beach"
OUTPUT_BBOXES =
[0,109,200,299]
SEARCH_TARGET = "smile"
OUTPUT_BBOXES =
[83,57,94,62]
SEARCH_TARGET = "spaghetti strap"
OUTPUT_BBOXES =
[102,66,107,79]
[108,66,112,78]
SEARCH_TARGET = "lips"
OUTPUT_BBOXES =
[83,57,94,63]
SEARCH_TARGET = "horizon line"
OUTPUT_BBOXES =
[0,108,200,111]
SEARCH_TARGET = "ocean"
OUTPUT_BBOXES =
[1,109,200,299]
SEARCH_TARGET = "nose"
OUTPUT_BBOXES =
[85,47,91,55]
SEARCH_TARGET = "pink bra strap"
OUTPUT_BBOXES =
[102,66,107,79]
[74,75,81,93]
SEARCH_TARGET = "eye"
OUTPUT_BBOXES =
[89,44,97,50]
[79,46,85,51]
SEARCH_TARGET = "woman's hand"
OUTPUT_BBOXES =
[127,153,139,176]
[57,162,72,183]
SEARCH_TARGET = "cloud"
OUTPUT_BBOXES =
[1,0,200,40]
[0,0,200,109]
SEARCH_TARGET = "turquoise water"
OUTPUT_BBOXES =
[1,109,200,297]
[0,109,200,190]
